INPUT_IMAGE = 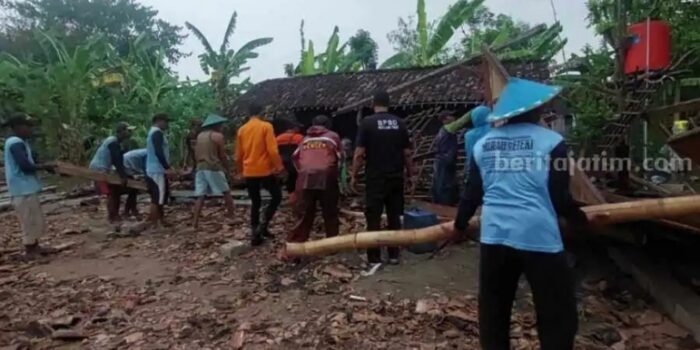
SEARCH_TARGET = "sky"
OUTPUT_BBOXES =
[140,0,599,83]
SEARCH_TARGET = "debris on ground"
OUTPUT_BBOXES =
[0,191,697,349]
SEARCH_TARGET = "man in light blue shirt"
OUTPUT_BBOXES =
[3,114,55,257]
[122,148,147,218]
[145,113,172,228]
[454,77,588,349]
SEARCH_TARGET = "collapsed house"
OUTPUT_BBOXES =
[226,60,553,197]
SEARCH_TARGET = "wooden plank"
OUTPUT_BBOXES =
[0,186,56,202]
[668,127,700,166]
[570,167,607,205]
[630,174,674,196]
[647,97,700,120]
[53,161,148,191]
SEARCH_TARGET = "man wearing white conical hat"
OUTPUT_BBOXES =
[454,49,589,350]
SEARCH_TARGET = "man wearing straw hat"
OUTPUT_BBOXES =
[192,114,235,229]
[454,51,588,350]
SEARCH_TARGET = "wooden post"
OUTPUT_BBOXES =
[286,195,700,257]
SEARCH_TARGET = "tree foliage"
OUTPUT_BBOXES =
[0,0,186,63]
[460,12,567,62]
[284,23,378,76]
[383,0,485,69]
[561,0,700,150]
[0,31,216,163]
[186,11,273,108]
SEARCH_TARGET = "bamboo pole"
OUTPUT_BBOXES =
[286,195,700,257]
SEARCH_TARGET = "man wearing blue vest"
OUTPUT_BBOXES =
[146,113,172,229]
[454,78,588,350]
[122,148,147,218]
[89,122,135,223]
[3,114,55,257]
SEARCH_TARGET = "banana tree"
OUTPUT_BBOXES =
[381,0,485,69]
[30,33,115,161]
[186,11,273,108]
[285,23,357,76]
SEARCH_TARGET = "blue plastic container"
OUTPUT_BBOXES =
[404,209,440,254]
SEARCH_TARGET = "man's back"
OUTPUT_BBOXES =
[195,130,224,171]
[236,117,282,178]
[356,113,411,179]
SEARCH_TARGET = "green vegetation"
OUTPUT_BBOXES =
[2,0,696,164]
[558,0,700,150]
[284,23,379,76]
[186,12,273,107]
[383,0,485,68]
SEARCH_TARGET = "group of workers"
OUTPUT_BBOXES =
[4,67,587,348]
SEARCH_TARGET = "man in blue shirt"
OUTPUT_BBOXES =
[122,148,147,218]
[88,122,134,223]
[145,113,172,229]
[454,78,588,350]
[3,114,55,257]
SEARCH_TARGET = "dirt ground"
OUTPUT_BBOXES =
[0,197,698,349]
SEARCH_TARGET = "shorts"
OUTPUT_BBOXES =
[146,173,169,205]
[94,181,111,196]
[195,170,230,197]
[11,194,46,245]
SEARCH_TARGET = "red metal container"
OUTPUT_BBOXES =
[624,20,671,74]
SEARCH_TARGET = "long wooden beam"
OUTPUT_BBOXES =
[333,24,548,115]
[646,97,700,120]
[53,161,148,191]
[286,195,700,257]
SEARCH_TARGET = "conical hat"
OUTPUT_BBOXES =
[481,46,562,123]
[202,114,228,128]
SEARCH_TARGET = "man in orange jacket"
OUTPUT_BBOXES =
[235,103,284,246]
[275,121,303,202]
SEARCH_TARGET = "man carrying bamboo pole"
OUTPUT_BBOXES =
[454,73,587,349]
[351,90,413,274]
[88,122,135,223]
[3,114,55,258]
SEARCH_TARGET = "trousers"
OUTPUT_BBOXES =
[479,244,578,350]
[431,159,458,205]
[288,181,339,243]
[365,175,403,263]
[246,176,282,228]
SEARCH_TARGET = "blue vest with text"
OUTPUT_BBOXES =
[473,123,564,253]
[89,136,118,172]
[146,126,169,175]
[4,137,42,197]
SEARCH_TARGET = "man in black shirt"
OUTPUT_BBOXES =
[351,90,413,274]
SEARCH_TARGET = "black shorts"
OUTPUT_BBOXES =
[145,174,170,205]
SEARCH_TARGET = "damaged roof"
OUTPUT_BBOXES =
[226,60,550,117]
